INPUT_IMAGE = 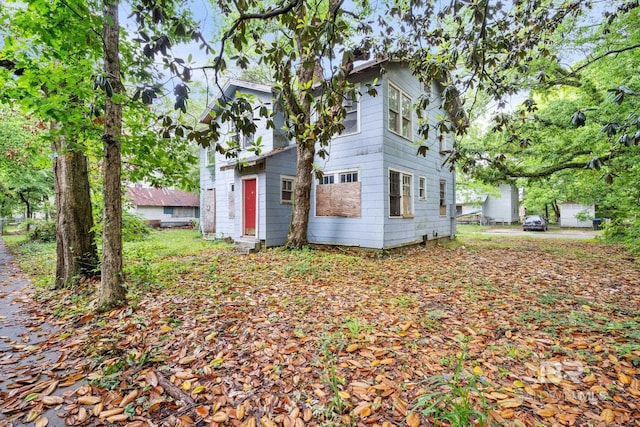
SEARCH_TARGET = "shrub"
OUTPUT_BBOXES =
[122,211,150,242]
[602,217,640,254]
[93,211,150,243]
[27,220,56,243]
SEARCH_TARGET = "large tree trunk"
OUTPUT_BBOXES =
[52,132,99,288]
[284,45,316,248]
[97,0,126,311]
[286,140,315,248]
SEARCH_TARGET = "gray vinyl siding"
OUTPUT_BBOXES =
[201,66,456,249]
[307,71,386,248]
[381,65,455,247]
[305,64,455,248]
[264,149,297,246]
[199,84,284,240]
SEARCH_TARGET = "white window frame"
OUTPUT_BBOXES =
[389,168,414,218]
[419,176,426,201]
[228,181,235,219]
[439,180,447,216]
[439,135,452,154]
[388,82,413,140]
[229,111,254,151]
[318,169,359,185]
[280,175,294,204]
[232,128,253,150]
[339,170,359,183]
[205,146,215,167]
[338,84,361,137]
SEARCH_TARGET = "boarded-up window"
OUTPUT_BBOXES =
[228,182,235,219]
[390,171,401,216]
[316,182,361,217]
[173,207,196,217]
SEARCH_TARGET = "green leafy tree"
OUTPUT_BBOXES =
[453,3,640,244]
[1,0,101,287]
[2,0,201,305]
[0,107,52,224]
[155,0,375,248]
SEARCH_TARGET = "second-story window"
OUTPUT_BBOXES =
[388,83,412,139]
[206,146,215,167]
[232,126,253,150]
[230,109,254,150]
[341,90,359,135]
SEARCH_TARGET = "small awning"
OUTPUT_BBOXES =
[220,145,296,171]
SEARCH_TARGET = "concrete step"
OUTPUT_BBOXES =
[235,238,261,254]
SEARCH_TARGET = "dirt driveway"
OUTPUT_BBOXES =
[477,226,599,239]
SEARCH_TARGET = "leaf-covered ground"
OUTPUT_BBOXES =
[1,232,639,426]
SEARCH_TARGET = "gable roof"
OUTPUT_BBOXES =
[219,145,297,171]
[199,79,273,124]
[199,59,468,132]
[351,58,468,133]
[126,187,199,208]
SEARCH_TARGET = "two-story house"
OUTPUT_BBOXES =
[199,59,458,249]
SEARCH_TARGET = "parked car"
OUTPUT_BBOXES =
[523,215,548,231]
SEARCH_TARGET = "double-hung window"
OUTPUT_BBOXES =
[439,180,447,216]
[388,83,412,139]
[389,170,413,217]
[281,176,294,204]
[341,90,360,135]
[205,146,215,167]
[419,176,426,200]
[232,127,253,150]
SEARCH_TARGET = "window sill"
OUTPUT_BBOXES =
[388,128,413,142]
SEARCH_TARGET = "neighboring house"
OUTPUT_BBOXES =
[559,202,595,228]
[456,184,519,225]
[126,186,199,227]
[199,60,460,249]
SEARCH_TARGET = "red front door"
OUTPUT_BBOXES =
[243,178,256,236]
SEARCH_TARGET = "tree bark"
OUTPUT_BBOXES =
[284,39,316,248]
[97,0,126,311]
[52,131,99,288]
[286,140,315,247]
[552,200,560,222]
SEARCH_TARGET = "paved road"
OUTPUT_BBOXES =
[0,239,66,426]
